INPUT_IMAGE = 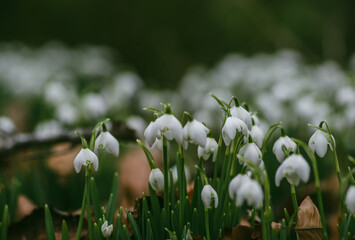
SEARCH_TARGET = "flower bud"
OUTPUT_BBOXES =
[201,184,218,208]
[149,168,164,192]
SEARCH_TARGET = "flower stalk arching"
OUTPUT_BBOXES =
[260,122,283,155]
[292,138,329,240]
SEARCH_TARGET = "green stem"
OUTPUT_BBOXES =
[212,134,223,188]
[86,166,93,240]
[290,184,298,214]
[205,208,210,240]
[163,137,170,229]
[76,171,88,240]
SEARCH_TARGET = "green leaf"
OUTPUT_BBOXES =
[145,218,153,240]
[94,222,104,240]
[106,172,119,223]
[137,140,157,169]
[122,225,131,240]
[115,208,124,240]
[9,178,21,223]
[44,204,55,240]
[165,228,178,240]
[61,220,69,240]
[1,205,8,240]
[127,210,143,240]
[90,177,102,221]
[280,219,287,240]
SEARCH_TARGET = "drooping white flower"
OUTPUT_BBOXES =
[154,114,183,144]
[197,137,218,161]
[144,121,160,147]
[101,220,113,238]
[249,125,264,148]
[222,117,249,146]
[308,130,334,158]
[73,148,99,173]
[238,142,262,166]
[95,131,119,157]
[345,186,355,214]
[275,154,310,187]
[230,106,252,130]
[235,178,264,209]
[149,168,164,192]
[183,119,209,149]
[201,184,218,208]
[229,174,251,199]
[273,136,297,162]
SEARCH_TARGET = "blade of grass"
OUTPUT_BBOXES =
[9,178,21,223]
[44,204,55,240]
[62,220,69,240]
[127,210,143,240]
[1,205,8,240]
[90,177,102,221]
[106,172,118,223]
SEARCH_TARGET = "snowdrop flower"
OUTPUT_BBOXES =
[154,114,183,144]
[275,154,310,186]
[95,131,119,157]
[249,125,264,148]
[0,116,16,136]
[222,117,249,146]
[144,121,160,147]
[197,137,218,161]
[273,136,297,162]
[308,130,334,158]
[229,174,251,199]
[183,119,209,149]
[235,179,263,209]
[149,168,164,192]
[238,142,262,166]
[230,106,252,129]
[201,184,218,208]
[345,186,355,214]
[101,220,113,238]
[73,148,99,173]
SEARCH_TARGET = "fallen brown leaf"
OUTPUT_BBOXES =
[295,196,323,240]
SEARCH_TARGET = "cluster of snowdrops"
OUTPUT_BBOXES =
[39,94,355,240]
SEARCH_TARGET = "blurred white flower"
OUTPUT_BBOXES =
[222,117,249,146]
[101,220,113,238]
[34,120,63,139]
[73,148,99,173]
[275,154,310,186]
[55,103,78,125]
[81,93,107,118]
[149,168,164,192]
[198,137,218,161]
[95,131,119,157]
[238,142,262,166]
[273,136,297,162]
[0,116,16,136]
[230,106,252,130]
[201,184,218,208]
[183,119,209,149]
[235,178,263,209]
[308,130,334,158]
[345,186,355,215]
[126,116,146,138]
[229,174,251,199]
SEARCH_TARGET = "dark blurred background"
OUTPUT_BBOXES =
[1,0,354,88]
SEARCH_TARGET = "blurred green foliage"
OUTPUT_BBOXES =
[1,0,354,88]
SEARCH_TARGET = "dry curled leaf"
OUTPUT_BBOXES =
[295,196,323,240]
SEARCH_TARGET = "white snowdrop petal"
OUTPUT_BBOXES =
[201,185,218,208]
[346,186,355,214]
[149,168,164,192]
